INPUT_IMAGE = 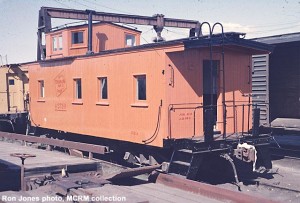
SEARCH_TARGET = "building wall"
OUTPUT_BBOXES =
[45,23,141,59]
[0,65,29,113]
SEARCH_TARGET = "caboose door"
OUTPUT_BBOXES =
[203,60,219,132]
[6,73,21,112]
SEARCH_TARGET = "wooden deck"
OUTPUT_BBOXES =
[0,141,97,174]
[0,141,98,191]
[0,141,223,203]
[0,141,277,203]
[0,182,224,203]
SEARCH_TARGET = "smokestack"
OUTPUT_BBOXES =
[86,10,95,55]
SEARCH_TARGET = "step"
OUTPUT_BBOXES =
[172,161,191,167]
[173,149,194,163]
[168,161,191,177]
[178,149,193,153]
[177,149,193,154]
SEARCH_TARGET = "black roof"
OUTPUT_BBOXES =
[251,32,300,44]
[184,32,274,52]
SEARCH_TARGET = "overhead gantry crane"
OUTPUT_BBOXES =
[37,7,202,60]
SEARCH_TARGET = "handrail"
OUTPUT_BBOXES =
[168,102,265,139]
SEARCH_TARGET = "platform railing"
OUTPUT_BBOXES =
[168,102,263,139]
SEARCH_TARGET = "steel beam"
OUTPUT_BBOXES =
[37,7,201,60]
[42,7,199,29]
[37,7,202,60]
[0,132,109,155]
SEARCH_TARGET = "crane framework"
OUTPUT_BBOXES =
[37,7,202,60]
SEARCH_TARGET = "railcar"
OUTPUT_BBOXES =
[26,7,274,181]
[0,64,29,133]
[252,33,300,131]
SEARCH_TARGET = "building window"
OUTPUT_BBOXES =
[52,37,57,51]
[8,79,14,85]
[74,79,82,99]
[58,36,63,50]
[39,80,45,98]
[72,31,84,44]
[125,34,136,47]
[135,75,146,100]
[98,77,108,100]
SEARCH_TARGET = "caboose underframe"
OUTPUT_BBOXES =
[164,133,272,180]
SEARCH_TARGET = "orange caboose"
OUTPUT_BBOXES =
[27,21,272,148]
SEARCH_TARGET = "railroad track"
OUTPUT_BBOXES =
[0,131,281,203]
[1,131,299,202]
[270,146,300,160]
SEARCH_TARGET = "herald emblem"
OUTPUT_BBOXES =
[54,70,67,97]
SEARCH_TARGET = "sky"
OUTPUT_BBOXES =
[0,0,299,64]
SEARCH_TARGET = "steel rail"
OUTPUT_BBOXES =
[155,173,279,203]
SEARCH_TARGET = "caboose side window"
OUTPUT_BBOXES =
[58,36,63,50]
[98,77,108,100]
[125,34,136,47]
[39,80,45,98]
[9,79,15,85]
[74,78,82,99]
[135,75,146,100]
[52,37,57,51]
[72,31,84,44]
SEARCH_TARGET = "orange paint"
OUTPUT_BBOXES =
[45,22,141,59]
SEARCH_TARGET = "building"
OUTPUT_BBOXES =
[0,64,29,132]
[252,32,300,130]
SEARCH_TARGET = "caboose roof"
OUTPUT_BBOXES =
[48,21,142,34]
[38,32,273,63]
[184,32,274,52]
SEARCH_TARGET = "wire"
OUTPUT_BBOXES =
[140,35,151,44]
[224,18,299,31]
[246,20,300,28]
[54,0,73,9]
[164,28,188,37]
[246,23,300,35]
[142,104,162,144]
[70,0,94,9]
[142,28,154,34]
[140,35,161,56]
[83,0,132,14]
